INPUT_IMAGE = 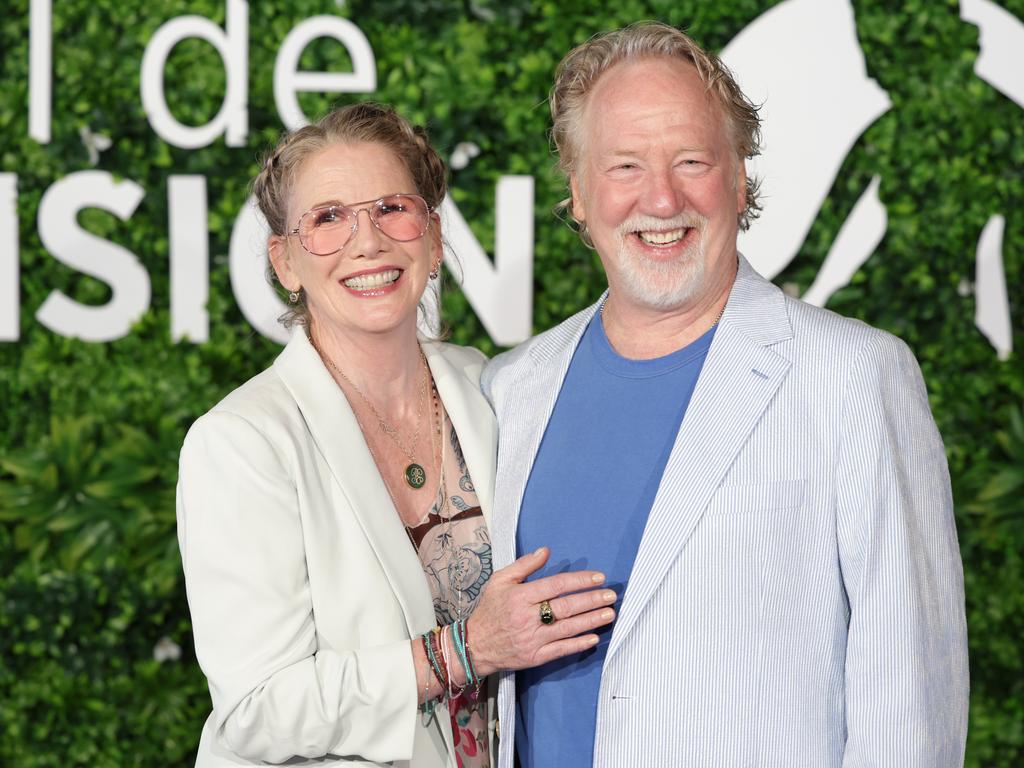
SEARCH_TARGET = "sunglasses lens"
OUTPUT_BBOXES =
[299,206,352,255]
[373,195,430,242]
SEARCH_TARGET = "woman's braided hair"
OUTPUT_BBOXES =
[252,102,449,328]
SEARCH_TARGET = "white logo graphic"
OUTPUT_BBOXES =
[5,1,1019,354]
[725,0,1019,359]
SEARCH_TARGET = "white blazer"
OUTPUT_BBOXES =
[176,331,497,767]
[482,257,969,768]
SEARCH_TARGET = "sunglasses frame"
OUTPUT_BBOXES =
[286,193,434,256]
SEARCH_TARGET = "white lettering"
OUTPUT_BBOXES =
[274,16,376,130]
[229,181,535,346]
[169,176,210,342]
[1,174,18,341]
[29,0,51,144]
[229,196,289,344]
[441,177,534,346]
[141,0,248,149]
[36,172,149,341]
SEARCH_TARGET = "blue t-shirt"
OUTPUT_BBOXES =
[514,311,715,768]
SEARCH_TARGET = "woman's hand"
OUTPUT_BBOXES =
[466,547,617,678]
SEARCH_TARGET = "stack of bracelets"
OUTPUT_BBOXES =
[419,617,481,716]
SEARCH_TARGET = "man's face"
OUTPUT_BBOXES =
[571,56,746,312]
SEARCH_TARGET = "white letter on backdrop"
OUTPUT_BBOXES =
[1,174,18,341]
[29,0,51,144]
[169,176,209,343]
[141,0,248,149]
[229,196,289,344]
[36,172,149,342]
[441,177,534,347]
[274,16,376,130]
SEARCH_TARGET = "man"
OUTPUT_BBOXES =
[481,21,969,768]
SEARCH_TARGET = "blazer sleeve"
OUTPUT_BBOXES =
[176,410,419,764]
[835,333,969,767]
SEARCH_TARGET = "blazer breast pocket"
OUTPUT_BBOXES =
[704,478,807,516]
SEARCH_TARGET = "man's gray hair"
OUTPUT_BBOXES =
[550,21,763,231]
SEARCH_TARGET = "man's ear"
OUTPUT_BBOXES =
[734,157,747,216]
[569,174,587,224]
[268,235,300,292]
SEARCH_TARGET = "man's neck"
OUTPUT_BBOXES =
[601,270,736,360]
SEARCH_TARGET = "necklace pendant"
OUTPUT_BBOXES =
[405,463,427,489]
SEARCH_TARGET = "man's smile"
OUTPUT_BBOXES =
[636,228,690,246]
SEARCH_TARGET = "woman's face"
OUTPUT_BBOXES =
[270,140,440,342]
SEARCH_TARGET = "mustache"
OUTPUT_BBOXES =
[615,213,708,238]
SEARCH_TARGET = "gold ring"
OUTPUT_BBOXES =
[539,600,555,625]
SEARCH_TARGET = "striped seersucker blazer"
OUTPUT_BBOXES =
[481,256,969,768]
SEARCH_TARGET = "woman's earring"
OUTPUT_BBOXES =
[288,289,301,304]
[429,263,440,280]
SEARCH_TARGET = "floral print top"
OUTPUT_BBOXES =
[406,413,492,768]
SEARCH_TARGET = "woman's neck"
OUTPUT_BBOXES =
[308,320,425,419]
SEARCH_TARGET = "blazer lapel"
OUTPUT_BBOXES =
[422,342,497,525]
[273,331,436,638]
[490,301,601,571]
[606,259,794,660]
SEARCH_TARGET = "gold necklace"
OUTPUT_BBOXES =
[404,404,466,625]
[403,386,446,530]
[315,341,432,489]
[373,386,449,561]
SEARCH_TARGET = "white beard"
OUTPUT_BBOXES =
[610,213,709,311]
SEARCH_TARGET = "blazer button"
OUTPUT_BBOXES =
[495,718,500,739]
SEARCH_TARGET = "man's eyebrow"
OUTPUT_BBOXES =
[599,149,644,159]
[599,146,709,159]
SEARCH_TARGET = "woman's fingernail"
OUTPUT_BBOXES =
[592,572,605,583]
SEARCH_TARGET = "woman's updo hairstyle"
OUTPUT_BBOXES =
[252,102,449,327]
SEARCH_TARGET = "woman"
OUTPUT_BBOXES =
[176,103,617,768]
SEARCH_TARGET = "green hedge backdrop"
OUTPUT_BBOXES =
[1,0,1021,765]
